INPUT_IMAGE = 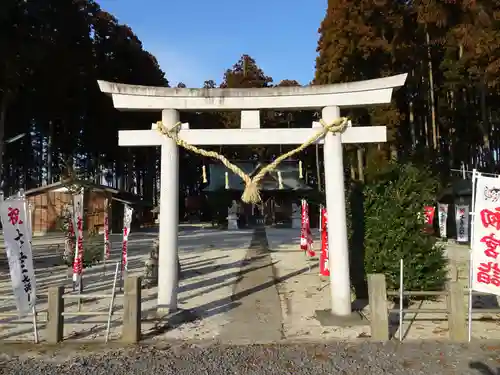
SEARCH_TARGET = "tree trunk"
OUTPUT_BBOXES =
[479,80,493,169]
[426,29,438,151]
[409,99,416,149]
[356,147,365,183]
[47,121,53,184]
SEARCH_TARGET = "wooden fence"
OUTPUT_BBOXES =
[367,273,500,342]
[0,275,141,344]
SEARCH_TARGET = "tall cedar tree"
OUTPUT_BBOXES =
[316,0,448,291]
[0,0,165,202]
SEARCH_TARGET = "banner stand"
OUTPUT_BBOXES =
[467,169,479,342]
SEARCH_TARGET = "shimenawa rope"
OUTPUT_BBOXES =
[155,117,349,204]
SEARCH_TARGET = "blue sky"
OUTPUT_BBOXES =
[98,0,326,87]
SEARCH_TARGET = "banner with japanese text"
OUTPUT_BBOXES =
[438,203,448,238]
[64,205,75,263]
[103,199,110,260]
[122,204,133,271]
[0,198,36,316]
[472,176,500,295]
[455,204,470,243]
[72,192,84,285]
[300,199,314,257]
[319,208,329,277]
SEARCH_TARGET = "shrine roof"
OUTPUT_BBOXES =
[23,180,149,206]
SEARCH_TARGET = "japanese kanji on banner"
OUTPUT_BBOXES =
[122,204,134,271]
[300,199,314,257]
[64,206,75,263]
[72,192,84,286]
[471,176,500,295]
[438,203,448,238]
[455,204,470,243]
[0,197,36,316]
[319,207,329,276]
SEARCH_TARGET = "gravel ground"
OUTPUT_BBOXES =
[0,341,500,374]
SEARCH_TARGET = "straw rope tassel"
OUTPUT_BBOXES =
[277,171,283,189]
[224,172,229,189]
[154,117,349,204]
[298,160,303,179]
[202,165,208,183]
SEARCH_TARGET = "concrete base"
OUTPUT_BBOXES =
[249,226,269,251]
[228,216,238,230]
[291,217,301,229]
[314,309,368,327]
[154,308,198,329]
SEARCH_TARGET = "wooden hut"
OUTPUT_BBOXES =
[24,181,147,236]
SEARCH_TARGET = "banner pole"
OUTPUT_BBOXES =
[399,258,404,341]
[21,191,38,344]
[105,262,120,343]
[468,169,478,342]
[28,200,38,344]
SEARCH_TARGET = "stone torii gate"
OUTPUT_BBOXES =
[98,74,407,321]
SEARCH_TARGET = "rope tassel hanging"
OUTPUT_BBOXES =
[298,160,303,179]
[154,117,349,204]
[277,171,284,189]
[202,165,208,183]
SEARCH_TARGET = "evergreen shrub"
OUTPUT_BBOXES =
[350,161,447,292]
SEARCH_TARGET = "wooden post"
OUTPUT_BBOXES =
[368,274,389,341]
[447,280,467,341]
[448,258,458,282]
[122,276,142,343]
[47,285,64,344]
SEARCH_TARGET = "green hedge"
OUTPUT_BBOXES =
[348,162,447,293]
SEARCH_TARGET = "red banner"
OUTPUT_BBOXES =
[300,199,315,257]
[72,193,84,282]
[122,205,133,271]
[319,208,329,276]
[424,206,435,226]
[424,205,436,234]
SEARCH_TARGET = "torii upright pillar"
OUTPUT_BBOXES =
[98,74,407,320]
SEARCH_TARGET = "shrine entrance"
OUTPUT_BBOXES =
[98,74,407,319]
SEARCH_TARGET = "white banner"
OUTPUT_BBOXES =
[72,191,84,284]
[455,204,470,242]
[103,199,110,260]
[472,176,500,295]
[64,205,75,262]
[438,203,448,238]
[122,204,133,271]
[0,198,37,316]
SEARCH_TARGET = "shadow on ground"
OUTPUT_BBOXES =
[470,361,500,375]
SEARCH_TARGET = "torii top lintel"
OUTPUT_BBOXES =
[97,74,407,111]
